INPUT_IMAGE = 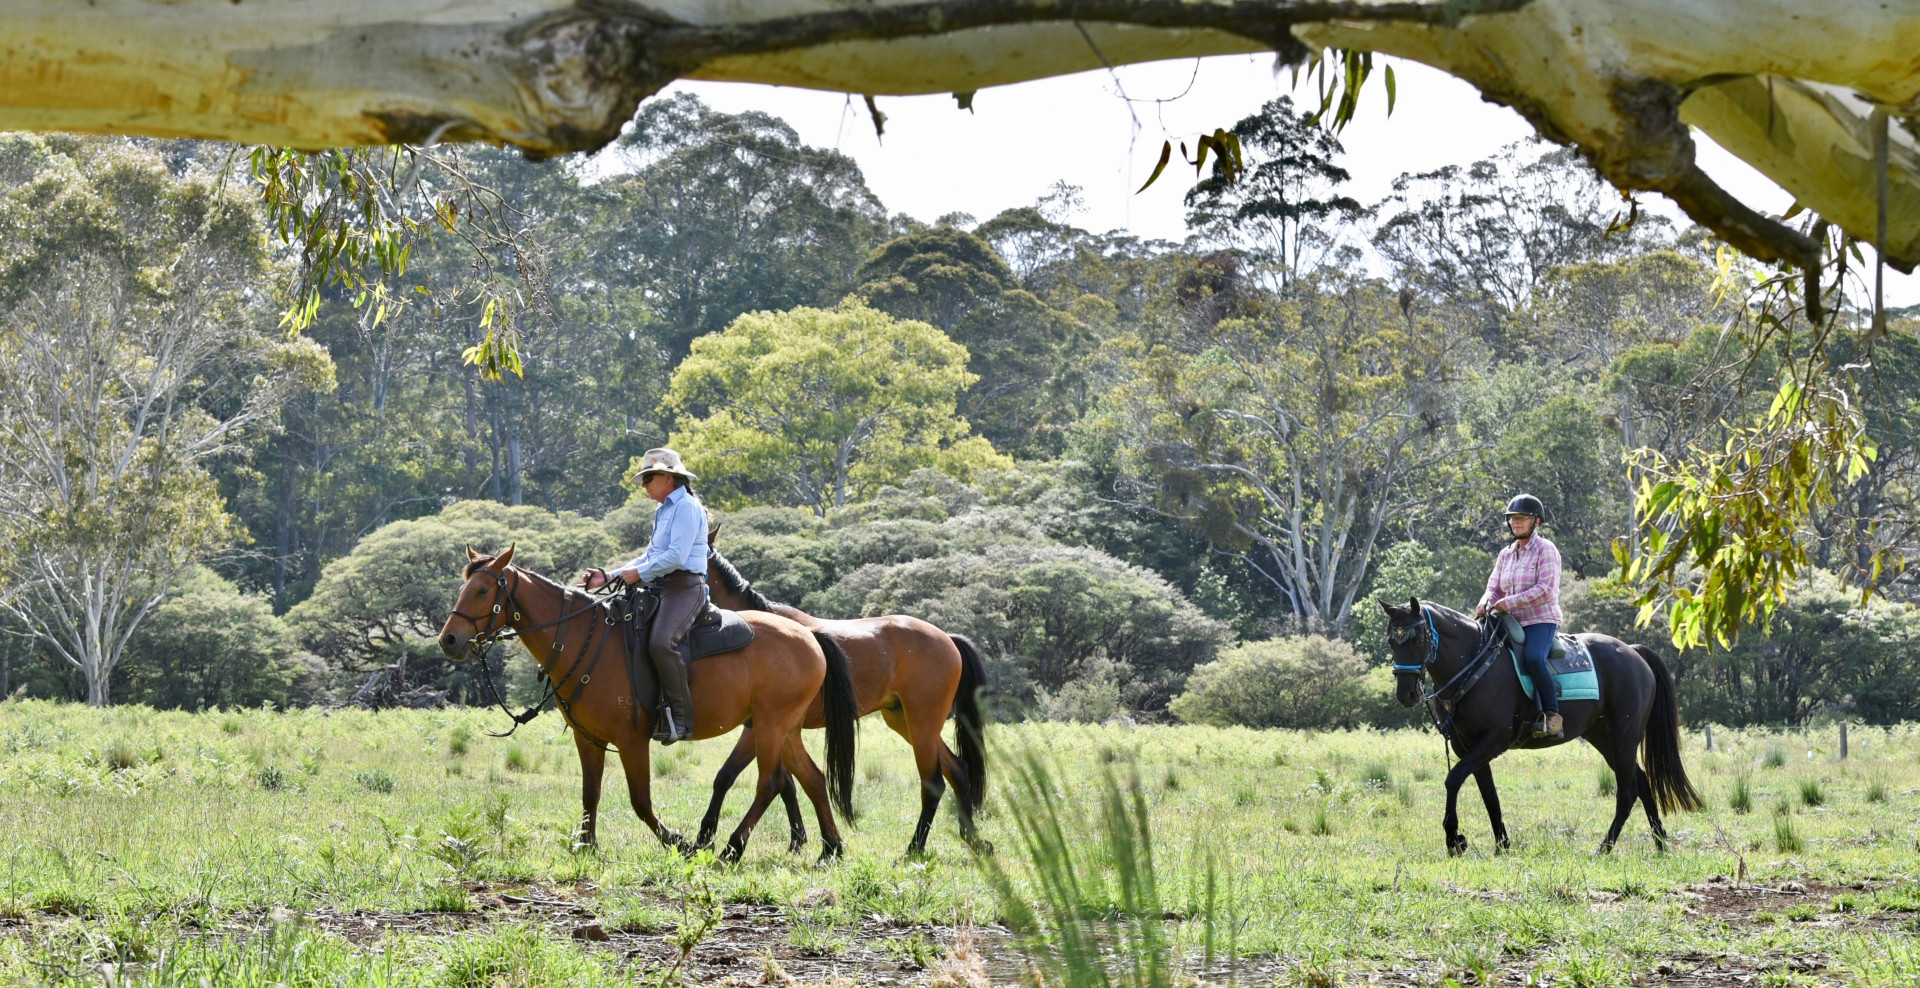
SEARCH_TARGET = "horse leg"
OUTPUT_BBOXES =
[1471,764,1512,852]
[937,742,985,850]
[719,718,792,863]
[776,768,807,854]
[614,742,686,854]
[573,731,606,849]
[1443,733,1505,856]
[1596,738,1642,854]
[697,730,789,852]
[1634,765,1670,851]
[778,731,845,862]
[883,706,949,859]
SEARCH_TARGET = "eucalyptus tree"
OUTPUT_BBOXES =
[664,300,1006,514]
[1183,95,1363,294]
[0,137,332,705]
[856,228,1094,455]
[600,93,888,359]
[1103,270,1467,634]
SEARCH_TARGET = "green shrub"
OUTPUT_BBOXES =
[119,568,318,712]
[355,769,395,794]
[1170,635,1368,730]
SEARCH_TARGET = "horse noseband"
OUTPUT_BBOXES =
[1391,607,1440,672]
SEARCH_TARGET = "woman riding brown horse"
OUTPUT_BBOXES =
[437,546,859,862]
[697,547,987,857]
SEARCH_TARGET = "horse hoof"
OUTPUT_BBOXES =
[1446,838,1468,857]
[968,838,995,856]
[1495,838,1512,855]
[788,836,809,855]
[816,842,843,864]
[1596,841,1618,856]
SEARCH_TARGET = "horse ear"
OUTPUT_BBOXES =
[489,544,516,571]
[1376,596,1397,616]
[1408,596,1422,613]
[466,545,480,561]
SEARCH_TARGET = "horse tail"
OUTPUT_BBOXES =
[950,634,989,813]
[1634,643,1703,813]
[816,631,859,822]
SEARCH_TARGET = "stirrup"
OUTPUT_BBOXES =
[651,707,692,745]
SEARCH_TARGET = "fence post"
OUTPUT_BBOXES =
[1840,722,1848,760]
[1704,723,1713,752]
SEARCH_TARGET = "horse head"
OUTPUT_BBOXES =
[1379,595,1431,708]
[439,544,517,660]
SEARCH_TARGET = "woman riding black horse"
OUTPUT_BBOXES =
[1475,493,1564,739]
[1381,501,1702,854]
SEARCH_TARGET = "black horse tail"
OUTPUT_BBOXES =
[816,631,859,822]
[1635,644,1703,813]
[950,634,989,813]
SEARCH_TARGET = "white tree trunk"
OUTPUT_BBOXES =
[0,1,1914,270]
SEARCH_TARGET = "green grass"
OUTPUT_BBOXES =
[1798,777,1826,808]
[0,704,1914,984]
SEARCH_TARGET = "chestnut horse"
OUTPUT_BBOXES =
[437,547,859,862]
[697,547,987,857]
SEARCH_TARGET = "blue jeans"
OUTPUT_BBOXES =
[1521,622,1559,713]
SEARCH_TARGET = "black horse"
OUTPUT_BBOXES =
[1380,597,1702,855]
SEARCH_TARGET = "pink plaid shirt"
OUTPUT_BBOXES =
[1479,535,1563,627]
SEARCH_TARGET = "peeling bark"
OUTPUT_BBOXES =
[1,0,1917,268]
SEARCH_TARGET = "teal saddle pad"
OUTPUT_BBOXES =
[1511,635,1600,702]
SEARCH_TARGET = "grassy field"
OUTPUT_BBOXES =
[0,700,1916,986]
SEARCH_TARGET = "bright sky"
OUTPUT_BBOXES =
[657,55,1917,307]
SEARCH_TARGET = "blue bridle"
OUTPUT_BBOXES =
[1390,606,1440,672]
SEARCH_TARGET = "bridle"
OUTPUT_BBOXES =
[448,566,621,742]
[1390,605,1502,742]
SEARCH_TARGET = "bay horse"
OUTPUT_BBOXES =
[437,547,859,862]
[1380,597,1702,855]
[697,547,988,857]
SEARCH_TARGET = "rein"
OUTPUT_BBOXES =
[452,567,623,741]
[1396,607,1503,742]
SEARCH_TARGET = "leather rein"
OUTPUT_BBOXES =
[1393,606,1504,741]
[448,567,625,742]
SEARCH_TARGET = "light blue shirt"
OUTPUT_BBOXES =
[623,487,708,581]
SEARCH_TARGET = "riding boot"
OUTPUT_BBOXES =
[648,575,705,745]
[651,642,695,745]
[1534,712,1564,739]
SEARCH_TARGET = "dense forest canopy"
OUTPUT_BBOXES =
[3,92,1920,728]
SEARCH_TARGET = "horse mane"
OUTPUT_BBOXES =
[707,550,778,612]
[462,555,575,600]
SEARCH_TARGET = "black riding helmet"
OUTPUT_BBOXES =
[1504,493,1546,521]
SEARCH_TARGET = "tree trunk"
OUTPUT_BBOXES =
[508,429,524,506]
[0,1,1913,272]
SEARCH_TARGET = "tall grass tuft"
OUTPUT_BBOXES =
[1764,744,1786,769]
[1596,766,1616,797]
[979,749,1237,988]
[1799,778,1826,808]
[1774,813,1803,853]
[1730,775,1752,813]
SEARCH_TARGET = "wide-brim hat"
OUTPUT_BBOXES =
[630,447,698,483]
